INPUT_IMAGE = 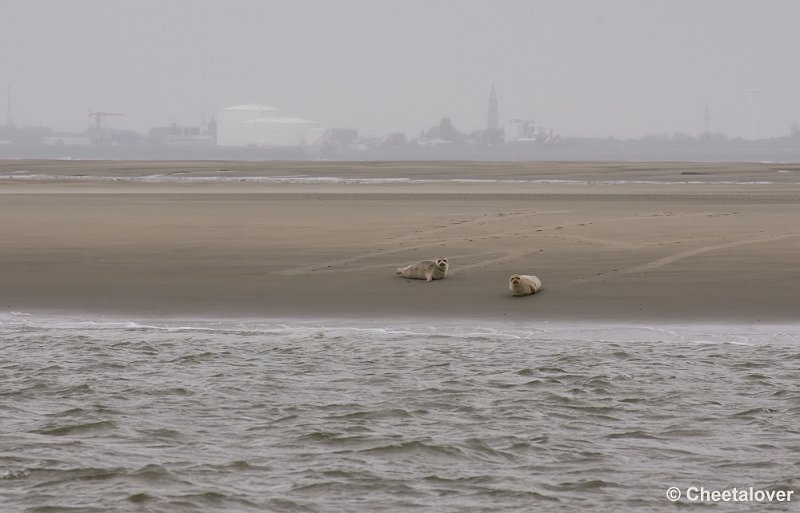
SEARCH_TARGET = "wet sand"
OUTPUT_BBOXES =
[1,160,798,322]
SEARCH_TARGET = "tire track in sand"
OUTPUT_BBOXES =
[560,233,799,287]
[271,210,566,276]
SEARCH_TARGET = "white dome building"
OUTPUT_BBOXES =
[216,104,323,147]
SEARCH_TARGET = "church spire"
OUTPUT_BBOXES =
[487,84,499,132]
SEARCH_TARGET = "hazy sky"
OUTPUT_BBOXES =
[2,0,799,139]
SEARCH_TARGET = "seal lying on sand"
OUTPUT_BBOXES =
[396,257,449,282]
[509,274,542,296]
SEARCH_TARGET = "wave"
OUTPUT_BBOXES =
[0,311,796,347]
[0,172,782,186]
[32,420,117,437]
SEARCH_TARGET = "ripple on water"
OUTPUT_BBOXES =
[33,420,118,437]
[1,317,798,512]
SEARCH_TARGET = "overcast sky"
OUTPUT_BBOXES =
[2,0,799,139]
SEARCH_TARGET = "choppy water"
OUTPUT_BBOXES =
[1,314,798,512]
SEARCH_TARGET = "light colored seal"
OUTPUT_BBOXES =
[396,257,449,282]
[509,274,542,296]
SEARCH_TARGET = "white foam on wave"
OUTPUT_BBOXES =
[0,311,796,347]
[0,173,782,186]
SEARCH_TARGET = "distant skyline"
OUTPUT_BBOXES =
[2,0,799,139]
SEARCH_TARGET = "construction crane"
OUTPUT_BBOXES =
[88,111,124,130]
[87,112,124,144]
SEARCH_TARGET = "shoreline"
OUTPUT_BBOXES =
[2,160,798,324]
[3,310,797,337]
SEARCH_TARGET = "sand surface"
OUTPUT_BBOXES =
[1,160,798,322]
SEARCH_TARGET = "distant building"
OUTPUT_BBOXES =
[149,123,213,146]
[216,104,324,147]
[44,134,92,146]
[487,85,499,132]
[316,128,359,151]
[381,132,407,147]
[504,119,559,145]
[504,119,536,143]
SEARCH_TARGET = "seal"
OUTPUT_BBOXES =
[396,257,449,282]
[509,274,542,296]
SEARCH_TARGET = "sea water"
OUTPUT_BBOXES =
[1,313,798,512]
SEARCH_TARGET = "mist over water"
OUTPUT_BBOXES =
[2,315,798,512]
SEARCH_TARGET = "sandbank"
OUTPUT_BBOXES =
[1,160,798,323]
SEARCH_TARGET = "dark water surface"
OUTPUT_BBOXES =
[1,315,798,512]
